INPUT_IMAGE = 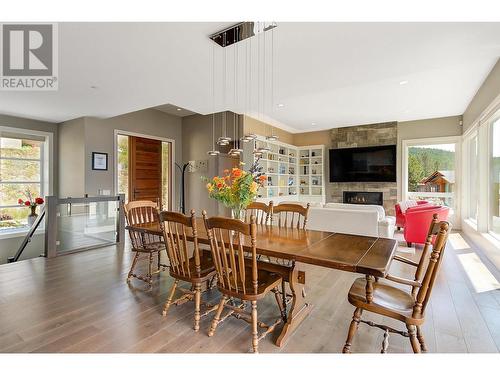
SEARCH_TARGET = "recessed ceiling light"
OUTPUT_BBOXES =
[176,108,182,111]
[311,122,316,126]
[277,103,284,108]
[399,80,409,85]
[90,85,98,89]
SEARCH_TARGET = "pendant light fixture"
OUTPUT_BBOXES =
[229,32,243,157]
[208,22,278,155]
[255,22,270,155]
[265,22,279,142]
[217,32,231,147]
[207,42,219,156]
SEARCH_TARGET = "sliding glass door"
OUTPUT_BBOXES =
[403,137,460,226]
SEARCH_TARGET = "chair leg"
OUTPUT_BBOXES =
[146,252,154,289]
[407,324,422,353]
[193,283,202,332]
[251,300,258,353]
[162,279,179,317]
[416,325,428,352]
[208,295,227,337]
[127,252,140,282]
[407,242,412,247]
[342,307,363,353]
[381,329,389,353]
[157,251,161,270]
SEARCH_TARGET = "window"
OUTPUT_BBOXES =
[405,141,457,216]
[468,134,479,222]
[117,134,129,203]
[490,118,500,239]
[0,135,44,231]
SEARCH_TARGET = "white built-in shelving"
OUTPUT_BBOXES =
[251,136,325,204]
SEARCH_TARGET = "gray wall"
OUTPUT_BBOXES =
[58,109,183,209]
[181,112,240,216]
[58,118,85,198]
[463,58,500,132]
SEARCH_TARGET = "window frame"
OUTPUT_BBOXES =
[401,135,462,228]
[0,126,53,236]
[488,114,500,240]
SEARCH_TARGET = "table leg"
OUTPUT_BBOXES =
[276,262,313,347]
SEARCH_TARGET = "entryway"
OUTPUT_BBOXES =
[115,131,173,210]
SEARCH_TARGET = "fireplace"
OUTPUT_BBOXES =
[343,191,383,206]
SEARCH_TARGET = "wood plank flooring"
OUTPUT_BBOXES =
[1,230,500,353]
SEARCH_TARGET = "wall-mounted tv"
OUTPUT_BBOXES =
[329,145,397,182]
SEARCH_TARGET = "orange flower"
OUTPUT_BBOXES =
[216,182,223,189]
[232,168,242,178]
[258,175,266,182]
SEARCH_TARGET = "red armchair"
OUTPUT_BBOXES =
[404,206,450,247]
[395,200,432,230]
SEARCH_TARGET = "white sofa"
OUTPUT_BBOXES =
[306,202,396,238]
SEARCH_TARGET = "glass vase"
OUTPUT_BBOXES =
[231,207,245,221]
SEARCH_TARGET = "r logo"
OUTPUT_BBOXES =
[2,24,53,76]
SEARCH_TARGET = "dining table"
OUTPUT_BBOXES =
[128,218,398,347]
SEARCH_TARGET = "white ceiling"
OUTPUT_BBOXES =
[1,22,499,132]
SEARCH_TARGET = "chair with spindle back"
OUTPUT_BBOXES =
[160,210,218,331]
[272,202,310,229]
[202,212,284,353]
[342,216,451,354]
[244,201,273,225]
[124,200,168,288]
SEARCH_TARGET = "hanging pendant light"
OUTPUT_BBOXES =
[265,23,279,142]
[217,33,231,147]
[208,42,220,156]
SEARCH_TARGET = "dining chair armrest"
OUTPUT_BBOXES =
[385,274,421,287]
[393,255,419,267]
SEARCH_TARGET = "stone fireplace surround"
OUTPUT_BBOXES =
[328,122,398,216]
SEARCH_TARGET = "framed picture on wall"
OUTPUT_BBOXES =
[92,152,108,170]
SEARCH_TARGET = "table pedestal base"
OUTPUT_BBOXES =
[276,264,313,347]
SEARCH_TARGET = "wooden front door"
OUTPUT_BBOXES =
[129,136,162,205]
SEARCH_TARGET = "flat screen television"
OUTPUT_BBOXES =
[329,145,397,182]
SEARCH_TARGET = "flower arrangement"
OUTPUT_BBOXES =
[18,189,44,220]
[204,159,266,220]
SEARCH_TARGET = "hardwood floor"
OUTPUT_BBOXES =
[1,230,500,353]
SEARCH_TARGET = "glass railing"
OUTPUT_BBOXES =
[56,198,122,254]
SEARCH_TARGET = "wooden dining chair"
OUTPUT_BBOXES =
[124,200,168,288]
[160,210,218,331]
[272,202,310,229]
[126,225,167,290]
[244,201,273,225]
[342,217,451,354]
[202,212,284,353]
